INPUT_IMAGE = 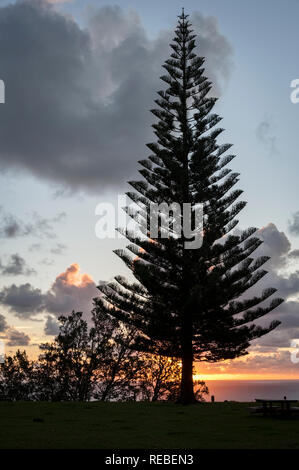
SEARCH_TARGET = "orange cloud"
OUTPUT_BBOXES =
[55,263,94,288]
[44,263,98,316]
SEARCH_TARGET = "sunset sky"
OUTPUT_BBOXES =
[0,0,298,379]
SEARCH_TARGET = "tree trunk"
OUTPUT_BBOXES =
[178,335,197,404]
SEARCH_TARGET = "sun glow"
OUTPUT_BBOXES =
[194,373,299,380]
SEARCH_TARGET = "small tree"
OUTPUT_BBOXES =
[94,10,283,404]
[194,380,209,402]
[93,320,144,402]
[137,355,194,402]
[0,350,34,401]
[137,355,180,402]
[37,310,144,402]
[38,311,114,401]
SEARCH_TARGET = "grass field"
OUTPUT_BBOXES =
[0,401,298,449]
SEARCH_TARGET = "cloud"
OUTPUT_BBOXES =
[0,263,98,319]
[0,313,8,332]
[249,224,299,301]
[28,243,42,252]
[29,242,66,258]
[243,224,299,303]
[44,314,60,335]
[0,207,66,239]
[290,249,299,258]
[0,214,21,238]
[0,1,233,193]
[288,211,299,236]
[256,119,278,155]
[191,12,232,86]
[255,223,291,270]
[0,313,31,346]
[231,223,299,352]
[221,224,299,353]
[270,271,299,300]
[46,0,71,3]
[0,283,44,318]
[254,301,299,345]
[50,243,67,255]
[44,263,98,315]
[199,348,299,377]
[39,258,54,266]
[0,254,36,276]
[5,328,30,347]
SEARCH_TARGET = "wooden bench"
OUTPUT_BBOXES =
[249,406,263,414]
[254,399,299,417]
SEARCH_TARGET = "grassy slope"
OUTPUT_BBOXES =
[0,401,298,449]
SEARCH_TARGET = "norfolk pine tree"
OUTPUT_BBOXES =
[94,10,283,404]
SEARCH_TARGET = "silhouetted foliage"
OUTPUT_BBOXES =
[0,350,34,401]
[136,355,208,402]
[138,355,182,402]
[94,10,283,404]
[37,311,101,401]
[36,310,141,401]
[1,311,201,402]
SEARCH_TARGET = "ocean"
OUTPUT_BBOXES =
[205,380,299,402]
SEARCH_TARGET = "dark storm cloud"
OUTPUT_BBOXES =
[0,313,7,332]
[0,1,233,193]
[245,224,299,302]
[0,283,44,318]
[290,249,299,258]
[0,253,36,276]
[0,214,20,238]
[227,224,299,349]
[270,301,299,331]
[5,328,30,347]
[0,207,66,239]
[251,224,299,301]
[44,314,60,336]
[0,263,99,319]
[255,223,291,270]
[288,211,299,236]
[271,271,299,300]
[0,313,31,346]
[249,300,299,349]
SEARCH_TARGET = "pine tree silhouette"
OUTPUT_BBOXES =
[94,10,283,404]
